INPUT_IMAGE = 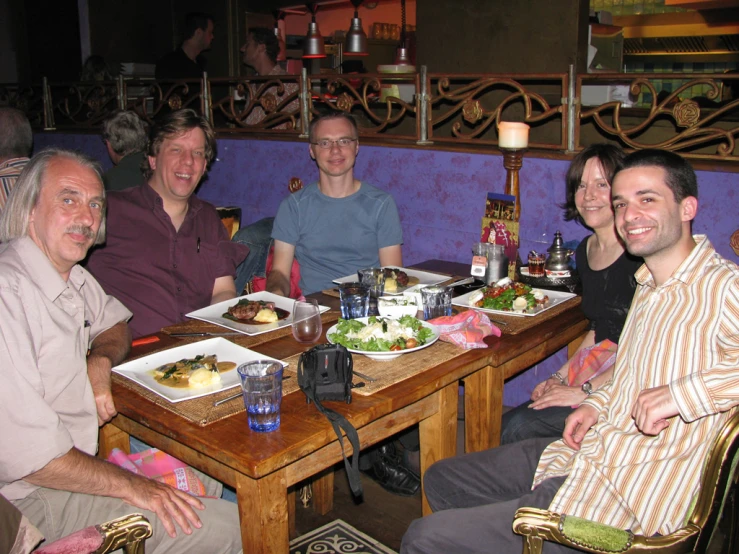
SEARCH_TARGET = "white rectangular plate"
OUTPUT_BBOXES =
[453,288,577,318]
[186,291,330,336]
[113,337,286,403]
[332,267,450,295]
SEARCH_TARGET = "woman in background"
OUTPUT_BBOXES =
[501,143,643,444]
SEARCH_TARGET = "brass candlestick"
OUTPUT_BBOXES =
[500,147,526,222]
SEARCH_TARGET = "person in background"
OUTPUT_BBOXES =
[85,109,248,338]
[501,144,643,444]
[155,12,214,80]
[401,149,738,553]
[80,55,113,81]
[240,26,299,127]
[101,110,149,192]
[0,107,33,214]
[0,148,242,552]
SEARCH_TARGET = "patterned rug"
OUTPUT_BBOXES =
[290,519,397,554]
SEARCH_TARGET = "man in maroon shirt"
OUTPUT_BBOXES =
[86,109,248,338]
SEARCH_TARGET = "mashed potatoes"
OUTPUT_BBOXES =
[188,367,222,388]
[253,308,279,323]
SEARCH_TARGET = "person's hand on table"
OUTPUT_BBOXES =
[123,474,205,538]
[562,404,599,451]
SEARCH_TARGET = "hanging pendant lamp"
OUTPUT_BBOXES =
[344,0,368,56]
[302,3,326,59]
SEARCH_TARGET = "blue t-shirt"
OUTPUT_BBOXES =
[272,182,403,294]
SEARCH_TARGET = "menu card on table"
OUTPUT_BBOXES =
[481,192,519,280]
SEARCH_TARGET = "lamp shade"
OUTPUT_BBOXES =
[344,15,368,56]
[303,21,326,59]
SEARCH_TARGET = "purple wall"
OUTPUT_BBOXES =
[33,132,739,405]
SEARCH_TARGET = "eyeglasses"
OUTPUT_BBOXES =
[311,138,357,150]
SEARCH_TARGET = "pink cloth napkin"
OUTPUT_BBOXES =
[428,310,501,349]
[107,447,207,497]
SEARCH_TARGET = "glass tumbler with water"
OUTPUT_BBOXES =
[421,285,453,320]
[339,282,370,319]
[238,361,283,432]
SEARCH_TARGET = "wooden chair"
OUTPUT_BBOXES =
[33,513,152,554]
[512,411,739,554]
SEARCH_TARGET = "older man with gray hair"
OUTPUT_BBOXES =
[101,110,148,191]
[0,107,33,212]
[0,148,242,552]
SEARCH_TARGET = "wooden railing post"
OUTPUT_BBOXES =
[417,65,432,145]
[299,67,310,139]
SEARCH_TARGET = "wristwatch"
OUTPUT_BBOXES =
[581,381,593,395]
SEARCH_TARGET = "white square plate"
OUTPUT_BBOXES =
[186,291,330,336]
[453,288,577,318]
[332,267,449,295]
[113,337,286,403]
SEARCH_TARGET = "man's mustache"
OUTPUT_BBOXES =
[65,225,95,240]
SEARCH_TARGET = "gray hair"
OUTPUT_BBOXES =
[102,110,148,157]
[0,148,106,245]
[0,108,33,160]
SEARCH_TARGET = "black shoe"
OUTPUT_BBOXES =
[365,444,421,496]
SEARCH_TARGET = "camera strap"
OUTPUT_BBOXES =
[298,354,363,497]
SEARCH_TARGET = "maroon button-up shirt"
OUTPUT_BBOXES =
[85,184,249,338]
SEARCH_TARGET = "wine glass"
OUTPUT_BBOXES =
[291,299,322,343]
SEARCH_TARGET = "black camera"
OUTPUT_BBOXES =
[298,343,353,404]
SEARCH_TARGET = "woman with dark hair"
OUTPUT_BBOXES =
[501,143,643,444]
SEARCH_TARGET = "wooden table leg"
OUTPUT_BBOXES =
[419,383,458,516]
[312,468,335,515]
[236,469,289,554]
[464,365,504,453]
[98,423,130,459]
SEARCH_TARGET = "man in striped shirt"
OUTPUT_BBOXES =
[401,149,739,553]
[0,107,32,214]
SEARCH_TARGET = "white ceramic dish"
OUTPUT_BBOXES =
[453,288,577,318]
[113,338,287,403]
[186,291,330,336]
[377,296,419,318]
[332,267,449,295]
[326,317,440,361]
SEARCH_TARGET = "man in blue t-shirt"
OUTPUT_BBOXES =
[268,112,403,295]
[267,112,419,496]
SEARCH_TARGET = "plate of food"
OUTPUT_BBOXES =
[333,267,449,295]
[186,291,330,336]
[452,278,576,317]
[326,315,439,361]
[112,338,286,402]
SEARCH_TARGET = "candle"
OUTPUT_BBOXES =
[498,122,529,149]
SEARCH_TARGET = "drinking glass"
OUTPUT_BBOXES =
[291,299,322,343]
[358,267,385,298]
[339,282,370,319]
[238,361,283,432]
[421,285,453,320]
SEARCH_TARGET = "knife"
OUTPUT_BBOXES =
[169,332,245,337]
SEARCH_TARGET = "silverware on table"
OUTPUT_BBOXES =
[213,376,291,407]
[488,318,509,327]
[446,276,475,288]
[170,332,244,337]
[353,370,376,383]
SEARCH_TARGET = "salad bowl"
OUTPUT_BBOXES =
[326,316,439,361]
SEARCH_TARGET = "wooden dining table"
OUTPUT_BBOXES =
[99,260,588,553]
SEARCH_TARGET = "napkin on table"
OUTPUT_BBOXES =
[428,310,501,349]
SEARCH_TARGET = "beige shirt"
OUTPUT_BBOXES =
[534,236,739,536]
[0,237,132,501]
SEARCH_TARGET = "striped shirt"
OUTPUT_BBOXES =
[0,157,29,213]
[534,235,739,536]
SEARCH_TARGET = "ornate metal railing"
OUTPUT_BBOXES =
[2,67,738,162]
